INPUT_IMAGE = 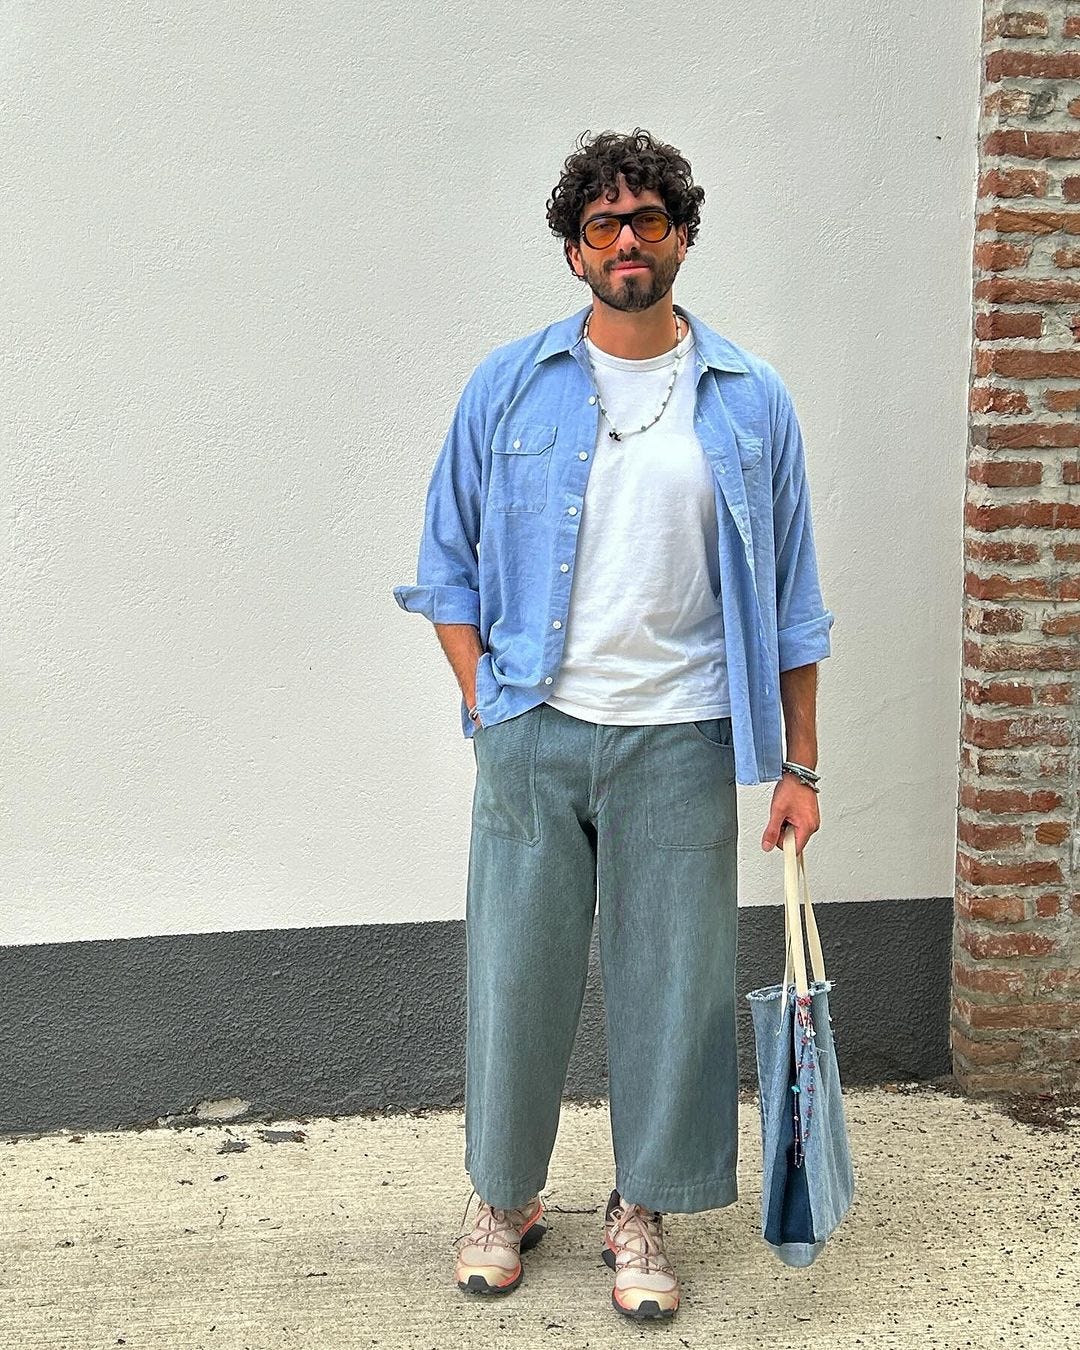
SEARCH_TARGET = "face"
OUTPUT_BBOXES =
[567,173,688,313]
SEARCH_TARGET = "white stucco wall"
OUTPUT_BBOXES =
[2,2,982,945]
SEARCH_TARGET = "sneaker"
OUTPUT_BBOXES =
[601,1188,680,1320]
[453,1188,547,1295]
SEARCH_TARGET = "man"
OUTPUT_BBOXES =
[393,127,833,1322]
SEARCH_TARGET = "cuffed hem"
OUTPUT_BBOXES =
[615,1169,738,1214]
[465,1168,547,1210]
[777,610,834,671]
[393,583,480,626]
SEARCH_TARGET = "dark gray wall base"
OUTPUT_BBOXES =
[0,897,952,1134]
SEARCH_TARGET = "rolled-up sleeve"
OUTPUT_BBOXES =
[393,363,489,626]
[770,379,835,671]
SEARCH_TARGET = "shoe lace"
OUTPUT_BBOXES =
[609,1201,676,1276]
[450,1186,538,1253]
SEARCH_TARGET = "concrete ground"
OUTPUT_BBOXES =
[0,1082,1076,1350]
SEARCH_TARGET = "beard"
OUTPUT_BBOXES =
[581,248,682,313]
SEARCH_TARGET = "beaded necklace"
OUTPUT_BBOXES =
[582,309,687,442]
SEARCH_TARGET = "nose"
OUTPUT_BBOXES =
[616,220,638,250]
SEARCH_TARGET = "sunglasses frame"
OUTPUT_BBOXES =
[577,206,676,250]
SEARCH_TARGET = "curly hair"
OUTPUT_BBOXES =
[546,128,705,274]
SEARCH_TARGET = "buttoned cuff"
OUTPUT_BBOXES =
[393,583,481,626]
[777,610,834,671]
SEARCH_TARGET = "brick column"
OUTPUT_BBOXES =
[957,1,1080,1093]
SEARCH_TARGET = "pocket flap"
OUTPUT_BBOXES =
[736,435,764,469]
[493,422,558,455]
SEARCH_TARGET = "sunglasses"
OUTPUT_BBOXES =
[578,207,675,250]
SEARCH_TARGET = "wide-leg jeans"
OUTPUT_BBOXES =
[463,700,740,1215]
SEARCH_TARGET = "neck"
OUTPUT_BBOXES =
[583,299,682,359]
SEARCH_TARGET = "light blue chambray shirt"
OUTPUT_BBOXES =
[393,301,834,786]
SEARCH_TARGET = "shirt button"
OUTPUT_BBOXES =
[513,438,521,449]
[544,677,553,684]
[578,451,588,460]
[552,619,562,629]
[588,395,597,405]
[568,506,577,515]
[560,563,569,572]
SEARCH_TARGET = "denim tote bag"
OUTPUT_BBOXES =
[745,825,855,1267]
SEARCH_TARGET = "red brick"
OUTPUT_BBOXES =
[1036,682,1073,705]
[964,604,1025,635]
[981,351,1080,381]
[955,889,1029,923]
[962,711,1072,749]
[964,637,1080,672]
[974,239,1033,269]
[954,996,1080,1029]
[985,56,1080,85]
[1053,541,1080,560]
[965,500,1080,530]
[1065,459,1080,483]
[954,1069,1063,1093]
[973,240,1033,271]
[975,277,1080,302]
[1035,893,1063,918]
[984,419,1080,447]
[958,784,1063,812]
[991,88,1046,117]
[963,575,1044,602]
[1034,820,1070,844]
[967,459,1043,486]
[957,817,1025,850]
[967,572,1080,600]
[962,678,1034,707]
[975,309,1042,340]
[970,384,1031,414]
[977,207,1080,235]
[1043,610,1080,635]
[967,538,1040,564]
[987,11,1050,39]
[950,1026,1024,1065]
[956,851,1064,886]
[959,927,1059,959]
[978,168,1048,199]
[1043,386,1080,409]
[1066,16,1080,39]
[1036,968,1080,993]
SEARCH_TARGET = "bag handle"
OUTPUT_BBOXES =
[776,824,827,1033]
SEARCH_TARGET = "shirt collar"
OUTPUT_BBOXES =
[533,302,750,374]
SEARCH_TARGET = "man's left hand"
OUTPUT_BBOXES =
[761,775,820,856]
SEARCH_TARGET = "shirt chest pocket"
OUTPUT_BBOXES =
[489,422,558,512]
[736,434,764,472]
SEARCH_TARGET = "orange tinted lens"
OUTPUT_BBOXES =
[583,217,621,248]
[634,211,670,240]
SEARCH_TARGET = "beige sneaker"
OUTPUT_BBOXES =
[453,1188,547,1294]
[601,1188,680,1320]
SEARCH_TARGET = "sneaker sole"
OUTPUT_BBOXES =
[601,1246,678,1320]
[456,1216,548,1295]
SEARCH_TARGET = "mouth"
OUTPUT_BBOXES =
[612,262,650,273]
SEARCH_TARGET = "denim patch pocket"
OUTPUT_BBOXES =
[471,709,542,845]
[489,422,557,512]
[646,721,737,849]
[736,434,764,471]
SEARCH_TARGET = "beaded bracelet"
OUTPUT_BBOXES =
[782,760,821,793]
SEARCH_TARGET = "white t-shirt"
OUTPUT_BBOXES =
[546,326,732,724]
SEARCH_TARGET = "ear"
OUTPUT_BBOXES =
[677,223,688,263]
[566,238,585,278]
